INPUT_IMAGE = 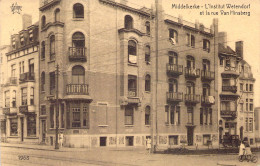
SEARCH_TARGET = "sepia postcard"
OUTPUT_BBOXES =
[0,0,260,165]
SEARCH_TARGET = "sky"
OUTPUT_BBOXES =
[0,0,260,106]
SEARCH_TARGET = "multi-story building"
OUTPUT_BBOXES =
[1,14,40,144]
[38,0,219,148]
[237,56,255,144]
[217,35,255,145]
[0,45,11,142]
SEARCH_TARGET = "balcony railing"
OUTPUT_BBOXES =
[224,66,237,72]
[66,84,89,95]
[19,105,28,114]
[184,94,200,103]
[19,72,35,83]
[220,110,237,118]
[128,88,137,97]
[184,68,200,78]
[166,64,183,76]
[201,70,215,81]
[167,92,183,102]
[5,77,18,86]
[222,86,237,93]
[201,95,215,105]
[3,108,10,114]
[69,47,87,62]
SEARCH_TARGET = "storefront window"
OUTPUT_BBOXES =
[27,114,36,136]
[10,118,18,136]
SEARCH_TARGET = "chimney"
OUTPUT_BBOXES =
[178,15,183,24]
[22,14,32,29]
[236,41,243,58]
[218,32,227,47]
[195,19,199,29]
[120,0,128,5]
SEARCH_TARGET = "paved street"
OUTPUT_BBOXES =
[1,144,260,166]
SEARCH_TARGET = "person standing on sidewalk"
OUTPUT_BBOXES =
[59,132,64,148]
[239,140,245,157]
[146,138,151,154]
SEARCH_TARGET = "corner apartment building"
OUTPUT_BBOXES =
[217,35,255,144]
[1,15,40,144]
[39,0,219,148]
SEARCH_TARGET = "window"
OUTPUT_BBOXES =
[203,39,210,52]
[20,34,24,46]
[240,103,243,112]
[125,105,134,125]
[125,15,133,29]
[72,65,85,84]
[11,64,16,77]
[10,118,18,136]
[41,15,46,28]
[21,88,27,105]
[128,40,137,64]
[169,51,178,65]
[29,29,33,42]
[200,108,203,125]
[12,90,16,107]
[128,75,137,97]
[186,34,195,47]
[145,21,150,35]
[50,104,54,128]
[186,81,195,95]
[145,74,151,92]
[41,41,45,59]
[29,59,34,75]
[220,57,224,66]
[249,84,253,92]
[249,118,253,132]
[4,91,10,107]
[145,106,151,125]
[165,106,169,124]
[169,29,178,43]
[176,106,180,125]
[50,35,55,60]
[240,83,243,91]
[54,8,60,22]
[250,103,253,111]
[209,109,212,125]
[97,103,108,125]
[73,3,84,18]
[66,102,89,129]
[30,87,34,105]
[41,105,46,115]
[145,45,150,63]
[204,108,208,125]
[72,103,80,127]
[27,114,36,136]
[202,84,210,96]
[169,79,177,93]
[187,107,193,125]
[186,55,195,69]
[202,59,210,71]
[41,72,45,91]
[246,84,248,91]
[169,135,178,145]
[170,106,174,125]
[49,72,55,95]
[19,61,24,74]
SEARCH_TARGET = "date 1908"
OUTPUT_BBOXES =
[18,155,29,160]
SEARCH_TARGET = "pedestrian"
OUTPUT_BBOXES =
[59,132,64,148]
[146,137,151,154]
[239,140,245,157]
[244,139,252,158]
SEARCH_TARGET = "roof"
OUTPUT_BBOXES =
[218,43,236,55]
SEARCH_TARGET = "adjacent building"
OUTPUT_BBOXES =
[1,15,40,144]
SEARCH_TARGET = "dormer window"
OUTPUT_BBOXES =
[12,38,16,49]
[54,8,60,22]
[29,29,33,42]
[20,34,24,46]
[125,15,133,29]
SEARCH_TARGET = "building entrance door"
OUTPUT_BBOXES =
[41,120,46,143]
[21,118,24,142]
[187,127,194,146]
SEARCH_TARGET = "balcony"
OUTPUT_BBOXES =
[19,72,35,83]
[201,70,215,81]
[66,84,89,95]
[3,107,17,115]
[69,47,87,62]
[167,92,183,103]
[19,105,28,114]
[166,64,183,76]
[4,77,18,86]
[220,110,237,119]
[222,86,237,93]
[184,94,200,104]
[184,68,200,79]
[3,108,10,114]
[222,66,239,78]
[201,95,215,105]
[128,88,137,97]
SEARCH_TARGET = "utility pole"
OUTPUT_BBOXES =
[55,64,59,149]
